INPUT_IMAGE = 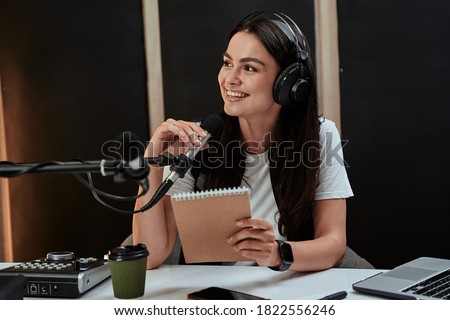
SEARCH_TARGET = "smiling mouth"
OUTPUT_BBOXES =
[226,90,249,98]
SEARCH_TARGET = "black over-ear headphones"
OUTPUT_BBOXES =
[259,12,310,108]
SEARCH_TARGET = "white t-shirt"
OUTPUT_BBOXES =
[164,118,353,241]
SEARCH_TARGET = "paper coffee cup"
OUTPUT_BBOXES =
[108,243,149,299]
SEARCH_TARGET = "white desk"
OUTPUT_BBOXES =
[0,263,385,300]
[104,265,383,300]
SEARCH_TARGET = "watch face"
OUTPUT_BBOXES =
[280,242,294,263]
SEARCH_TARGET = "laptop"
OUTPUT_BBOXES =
[353,257,450,300]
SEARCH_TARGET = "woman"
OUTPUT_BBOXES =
[133,12,353,271]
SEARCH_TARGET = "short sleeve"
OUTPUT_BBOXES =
[315,119,354,200]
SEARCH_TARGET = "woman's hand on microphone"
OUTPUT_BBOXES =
[148,119,208,158]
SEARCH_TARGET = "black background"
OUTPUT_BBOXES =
[338,0,450,268]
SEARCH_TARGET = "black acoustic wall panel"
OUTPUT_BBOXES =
[0,0,148,261]
[338,0,450,268]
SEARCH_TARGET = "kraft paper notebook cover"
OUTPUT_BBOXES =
[170,187,252,263]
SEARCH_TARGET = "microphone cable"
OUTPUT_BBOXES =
[0,160,66,177]
[75,171,144,215]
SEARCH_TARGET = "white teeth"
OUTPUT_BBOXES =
[227,90,248,98]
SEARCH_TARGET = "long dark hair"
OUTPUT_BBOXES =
[198,12,320,241]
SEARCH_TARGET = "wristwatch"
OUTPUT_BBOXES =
[269,240,294,271]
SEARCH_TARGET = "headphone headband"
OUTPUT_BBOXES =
[251,11,311,107]
[270,12,309,62]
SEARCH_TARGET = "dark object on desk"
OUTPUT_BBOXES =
[187,286,269,300]
[353,257,450,300]
[0,251,110,298]
[319,290,347,300]
[0,275,27,299]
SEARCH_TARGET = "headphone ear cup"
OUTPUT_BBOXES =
[273,62,309,107]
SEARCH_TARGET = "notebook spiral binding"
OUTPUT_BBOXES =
[172,186,250,201]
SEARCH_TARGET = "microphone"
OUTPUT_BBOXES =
[138,114,224,212]
[109,132,150,193]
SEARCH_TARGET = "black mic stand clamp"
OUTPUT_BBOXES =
[99,151,180,192]
[169,153,197,179]
[99,159,142,184]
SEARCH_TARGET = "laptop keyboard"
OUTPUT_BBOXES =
[402,269,450,299]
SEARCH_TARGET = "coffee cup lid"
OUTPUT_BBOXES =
[108,243,149,261]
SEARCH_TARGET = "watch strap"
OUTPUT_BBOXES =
[268,240,292,271]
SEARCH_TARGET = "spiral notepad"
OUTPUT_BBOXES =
[171,187,252,263]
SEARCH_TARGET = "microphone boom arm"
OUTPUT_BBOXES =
[0,152,178,178]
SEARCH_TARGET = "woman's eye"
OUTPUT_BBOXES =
[223,60,233,67]
[244,65,257,72]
